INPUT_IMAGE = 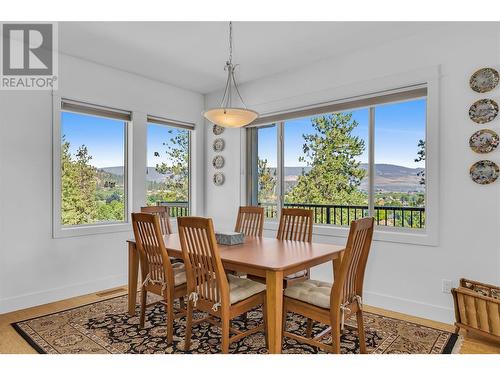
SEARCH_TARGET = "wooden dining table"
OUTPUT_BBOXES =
[126,234,344,354]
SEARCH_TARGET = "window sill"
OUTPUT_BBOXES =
[263,220,438,247]
[53,222,132,239]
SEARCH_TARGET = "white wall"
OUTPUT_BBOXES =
[0,53,205,313]
[205,23,500,323]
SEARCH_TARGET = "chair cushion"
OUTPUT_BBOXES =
[170,256,183,264]
[172,263,187,286]
[285,270,307,279]
[284,279,332,309]
[227,274,266,304]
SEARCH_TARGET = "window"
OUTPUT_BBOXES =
[146,116,192,217]
[247,86,427,232]
[58,100,129,228]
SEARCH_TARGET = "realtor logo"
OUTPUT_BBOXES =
[1,22,58,89]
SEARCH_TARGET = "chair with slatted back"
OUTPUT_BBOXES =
[141,206,172,235]
[131,213,187,344]
[178,216,267,353]
[234,206,264,237]
[282,217,375,353]
[277,208,314,286]
[141,206,183,264]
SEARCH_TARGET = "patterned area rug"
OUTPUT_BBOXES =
[12,294,459,354]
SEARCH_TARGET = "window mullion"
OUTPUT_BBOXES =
[368,107,375,218]
[277,121,285,219]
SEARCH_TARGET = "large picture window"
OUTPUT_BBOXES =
[146,116,192,217]
[247,87,427,231]
[59,101,129,227]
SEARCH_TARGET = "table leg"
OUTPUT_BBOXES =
[128,242,139,316]
[266,270,284,354]
[332,251,344,280]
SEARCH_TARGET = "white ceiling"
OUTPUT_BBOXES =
[59,22,442,94]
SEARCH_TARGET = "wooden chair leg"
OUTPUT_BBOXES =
[184,302,193,351]
[166,295,174,345]
[221,315,230,354]
[179,296,185,310]
[306,318,313,338]
[331,325,341,354]
[356,310,366,354]
[139,288,147,328]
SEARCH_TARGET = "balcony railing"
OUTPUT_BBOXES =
[156,201,189,217]
[259,202,425,229]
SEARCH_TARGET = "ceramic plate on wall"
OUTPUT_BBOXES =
[213,138,225,152]
[469,99,499,124]
[469,129,499,153]
[213,124,225,135]
[469,68,499,93]
[212,155,225,169]
[213,172,225,186]
[470,160,499,184]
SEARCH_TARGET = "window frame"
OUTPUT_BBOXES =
[52,96,132,238]
[245,77,439,246]
[145,116,193,217]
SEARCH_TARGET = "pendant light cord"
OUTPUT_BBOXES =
[228,21,233,65]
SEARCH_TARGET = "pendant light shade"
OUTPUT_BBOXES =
[203,22,258,128]
[204,108,258,128]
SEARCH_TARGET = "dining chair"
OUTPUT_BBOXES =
[141,205,183,264]
[140,205,172,235]
[234,206,264,237]
[177,216,267,353]
[281,217,375,353]
[277,208,314,286]
[131,213,187,344]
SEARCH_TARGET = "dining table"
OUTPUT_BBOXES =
[126,234,345,354]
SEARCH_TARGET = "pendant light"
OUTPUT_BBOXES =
[203,22,258,128]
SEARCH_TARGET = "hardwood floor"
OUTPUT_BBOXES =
[0,286,498,354]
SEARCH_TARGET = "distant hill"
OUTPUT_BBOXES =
[99,166,173,183]
[275,164,424,193]
[101,163,425,193]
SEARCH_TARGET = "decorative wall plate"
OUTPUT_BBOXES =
[212,124,225,135]
[469,99,499,124]
[469,68,499,93]
[470,160,499,185]
[213,138,225,152]
[212,155,225,169]
[213,172,225,186]
[469,129,499,153]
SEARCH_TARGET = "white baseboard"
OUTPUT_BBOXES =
[363,290,455,324]
[0,274,127,314]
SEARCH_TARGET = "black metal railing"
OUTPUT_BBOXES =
[259,202,425,229]
[156,201,189,217]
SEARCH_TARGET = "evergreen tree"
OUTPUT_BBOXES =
[415,139,425,185]
[257,157,277,203]
[154,129,189,202]
[61,138,98,225]
[285,113,366,205]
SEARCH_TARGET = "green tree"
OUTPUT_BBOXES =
[61,138,98,225]
[415,139,425,185]
[257,157,277,203]
[153,129,189,202]
[285,113,367,205]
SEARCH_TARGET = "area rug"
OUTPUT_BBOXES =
[12,294,460,354]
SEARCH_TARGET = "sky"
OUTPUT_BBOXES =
[61,112,125,168]
[258,98,426,168]
[61,112,183,168]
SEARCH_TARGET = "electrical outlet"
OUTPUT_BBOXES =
[442,279,453,294]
